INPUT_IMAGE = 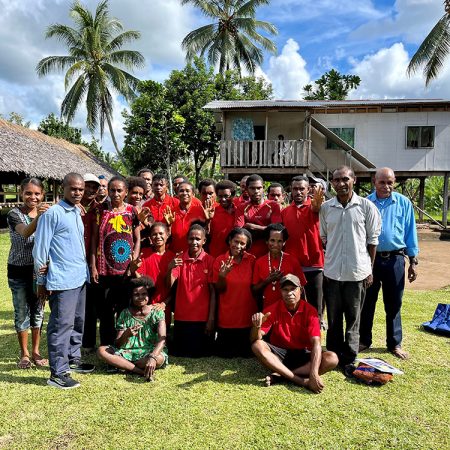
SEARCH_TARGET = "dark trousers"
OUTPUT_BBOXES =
[303,270,324,321]
[82,282,104,349]
[324,278,365,366]
[47,284,86,376]
[360,254,405,350]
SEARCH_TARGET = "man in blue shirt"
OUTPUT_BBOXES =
[360,167,419,359]
[34,173,94,389]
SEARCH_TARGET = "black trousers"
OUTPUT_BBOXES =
[303,269,324,321]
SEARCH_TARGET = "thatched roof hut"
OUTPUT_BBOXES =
[0,118,118,184]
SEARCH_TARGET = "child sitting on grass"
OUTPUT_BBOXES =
[97,276,167,381]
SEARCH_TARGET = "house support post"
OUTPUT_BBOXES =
[443,173,449,228]
[418,177,425,222]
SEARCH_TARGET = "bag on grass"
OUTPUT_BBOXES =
[422,303,450,336]
[353,363,393,386]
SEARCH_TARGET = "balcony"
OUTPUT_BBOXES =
[220,139,311,176]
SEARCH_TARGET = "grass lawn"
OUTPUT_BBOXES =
[0,233,449,449]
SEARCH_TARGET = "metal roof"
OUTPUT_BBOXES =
[204,99,450,110]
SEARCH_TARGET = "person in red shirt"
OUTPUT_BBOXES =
[213,227,257,357]
[235,174,282,258]
[130,222,175,327]
[165,181,211,253]
[137,168,153,200]
[251,274,338,392]
[234,175,250,206]
[281,176,325,323]
[209,180,237,258]
[252,223,306,310]
[167,224,216,357]
[198,179,218,207]
[142,174,179,225]
[267,183,286,208]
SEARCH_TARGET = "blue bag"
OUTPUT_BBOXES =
[422,304,450,336]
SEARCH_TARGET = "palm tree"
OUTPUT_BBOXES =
[36,0,144,154]
[181,0,277,75]
[407,1,450,86]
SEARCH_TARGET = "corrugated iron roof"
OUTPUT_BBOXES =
[204,99,450,110]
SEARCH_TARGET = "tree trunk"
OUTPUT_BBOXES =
[209,152,217,178]
[105,111,121,156]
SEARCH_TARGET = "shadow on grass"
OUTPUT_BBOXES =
[415,325,450,338]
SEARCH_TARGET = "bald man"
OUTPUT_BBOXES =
[360,167,419,359]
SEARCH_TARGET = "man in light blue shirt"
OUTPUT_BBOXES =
[360,167,419,359]
[34,173,93,389]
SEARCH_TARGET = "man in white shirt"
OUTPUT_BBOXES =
[319,166,381,372]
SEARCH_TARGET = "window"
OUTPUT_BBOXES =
[406,126,435,148]
[326,127,355,150]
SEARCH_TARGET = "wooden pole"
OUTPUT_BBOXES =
[443,173,449,228]
[418,177,425,222]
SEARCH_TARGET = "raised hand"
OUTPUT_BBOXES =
[129,253,143,275]
[168,252,183,270]
[311,185,325,211]
[203,199,215,221]
[219,256,234,277]
[138,207,154,227]
[126,324,142,338]
[252,312,271,328]
[163,206,175,225]
[267,269,283,283]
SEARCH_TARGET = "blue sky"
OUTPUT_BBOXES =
[0,0,446,153]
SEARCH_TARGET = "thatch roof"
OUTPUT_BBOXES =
[0,118,119,181]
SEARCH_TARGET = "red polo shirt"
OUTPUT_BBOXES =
[253,252,307,309]
[235,200,282,257]
[234,195,249,207]
[261,299,320,350]
[170,203,207,253]
[281,200,324,268]
[142,195,179,224]
[137,249,174,305]
[213,252,257,328]
[209,205,236,258]
[81,200,101,257]
[172,250,214,322]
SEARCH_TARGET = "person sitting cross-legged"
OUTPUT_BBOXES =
[97,276,168,381]
[251,274,338,393]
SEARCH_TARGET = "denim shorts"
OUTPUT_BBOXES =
[8,278,44,332]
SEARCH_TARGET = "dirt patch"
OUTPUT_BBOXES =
[405,240,450,291]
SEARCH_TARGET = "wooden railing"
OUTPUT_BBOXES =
[220,139,311,168]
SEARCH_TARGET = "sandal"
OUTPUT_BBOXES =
[17,356,32,369]
[31,355,49,367]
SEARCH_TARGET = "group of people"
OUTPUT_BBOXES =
[6,164,418,392]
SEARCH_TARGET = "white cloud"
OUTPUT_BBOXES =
[267,39,310,99]
[349,42,450,99]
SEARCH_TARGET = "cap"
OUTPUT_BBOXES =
[308,175,327,192]
[83,173,100,185]
[280,274,302,288]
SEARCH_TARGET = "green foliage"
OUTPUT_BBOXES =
[303,69,361,100]
[38,113,82,144]
[407,2,450,85]
[0,112,31,128]
[36,0,145,153]
[122,80,187,176]
[181,0,277,75]
[215,69,273,100]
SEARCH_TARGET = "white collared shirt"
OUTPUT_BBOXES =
[319,193,381,282]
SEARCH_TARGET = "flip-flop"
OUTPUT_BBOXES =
[264,373,283,386]
[17,356,32,369]
[31,356,49,367]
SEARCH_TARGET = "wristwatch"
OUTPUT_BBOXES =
[409,257,418,266]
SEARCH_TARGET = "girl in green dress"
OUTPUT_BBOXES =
[97,277,167,381]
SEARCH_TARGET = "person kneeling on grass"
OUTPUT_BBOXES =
[250,274,338,393]
[97,277,168,381]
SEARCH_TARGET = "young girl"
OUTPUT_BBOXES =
[130,222,174,326]
[97,277,167,381]
[252,223,307,310]
[7,178,49,368]
[91,175,141,346]
[168,224,215,357]
[213,227,257,357]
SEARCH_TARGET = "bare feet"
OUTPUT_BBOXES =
[391,347,409,360]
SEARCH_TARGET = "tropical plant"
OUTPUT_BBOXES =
[303,69,361,100]
[181,0,277,75]
[407,1,450,85]
[36,0,144,153]
[0,112,31,128]
[38,113,82,143]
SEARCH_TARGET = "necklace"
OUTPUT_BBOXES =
[268,251,283,291]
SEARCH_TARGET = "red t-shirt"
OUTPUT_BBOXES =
[234,195,249,207]
[142,195,179,225]
[80,200,101,257]
[235,200,282,258]
[261,299,320,350]
[253,252,307,309]
[281,200,324,268]
[209,205,236,258]
[137,249,174,305]
[172,250,214,322]
[213,252,257,328]
[170,203,207,253]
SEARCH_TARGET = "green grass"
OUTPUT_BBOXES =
[0,233,449,449]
